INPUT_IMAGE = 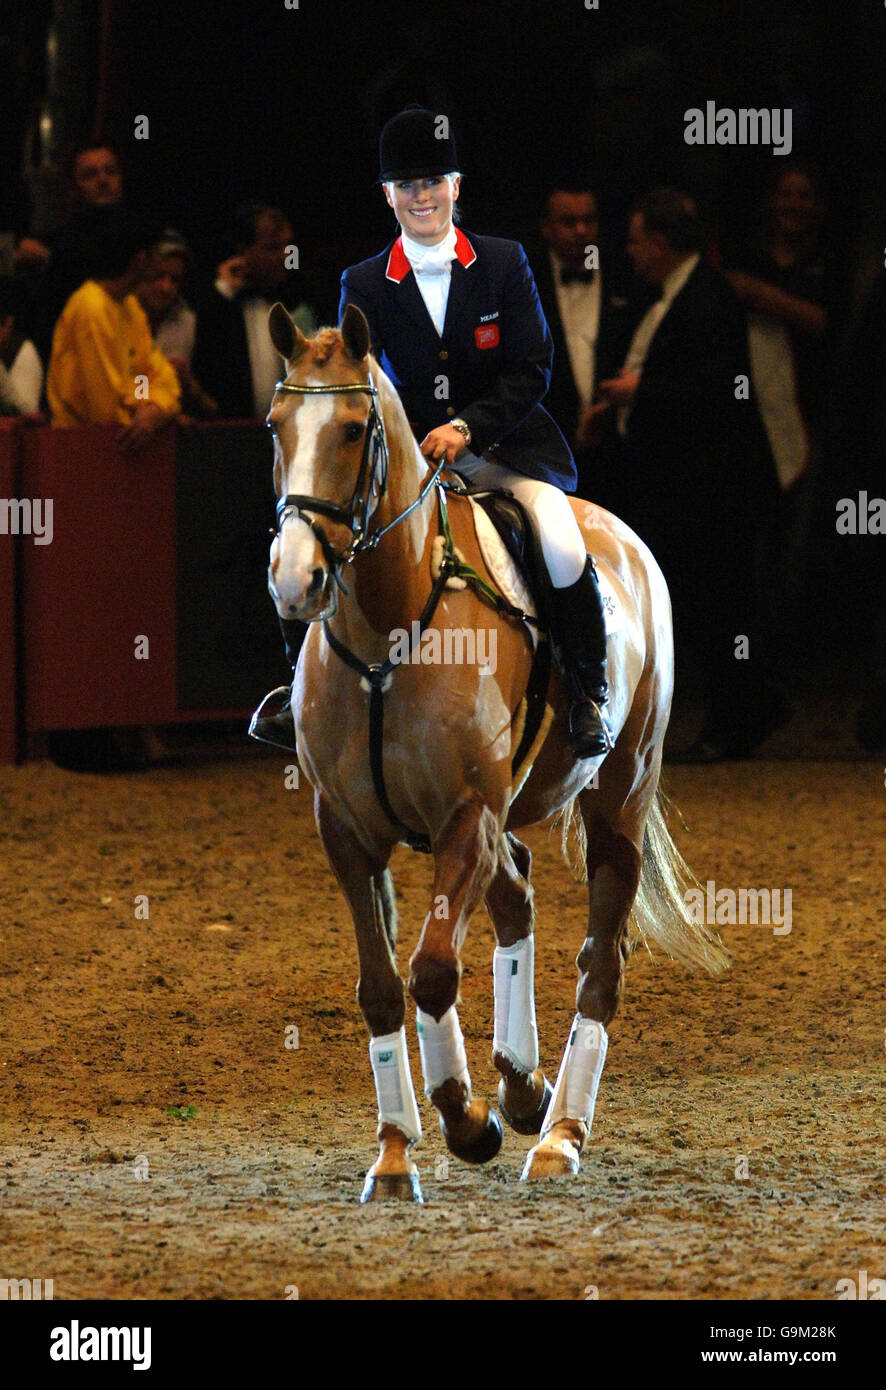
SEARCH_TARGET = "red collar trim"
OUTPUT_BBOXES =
[384,229,477,283]
[454,228,477,268]
[385,237,410,282]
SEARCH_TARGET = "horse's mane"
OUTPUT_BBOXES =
[310,327,343,366]
[301,326,419,459]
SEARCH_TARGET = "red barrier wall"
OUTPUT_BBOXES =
[2,421,280,756]
[21,425,181,730]
[0,421,20,761]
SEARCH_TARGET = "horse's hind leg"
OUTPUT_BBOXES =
[408,795,503,1166]
[485,831,553,1134]
[315,794,423,1203]
[522,778,644,1180]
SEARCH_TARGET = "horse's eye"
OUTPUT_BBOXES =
[345,421,364,443]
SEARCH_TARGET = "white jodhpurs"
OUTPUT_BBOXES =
[453,453,586,589]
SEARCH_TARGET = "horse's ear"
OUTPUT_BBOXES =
[341,303,370,364]
[269,302,308,362]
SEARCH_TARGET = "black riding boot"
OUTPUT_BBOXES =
[248,617,305,750]
[549,556,615,759]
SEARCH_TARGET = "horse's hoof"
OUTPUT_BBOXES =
[442,1110,503,1165]
[360,1171,424,1204]
[498,1075,553,1135]
[520,1137,580,1180]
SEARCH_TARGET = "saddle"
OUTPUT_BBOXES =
[443,479,554,787]
[447,481,554,632]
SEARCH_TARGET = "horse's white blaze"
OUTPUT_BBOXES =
[540,1014,608,1136]
[369,1028,422,1143]
[271,390,336,610]
[492,937,540,1074]
[416,1005,470,1096]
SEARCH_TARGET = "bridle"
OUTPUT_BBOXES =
[271,375,444,592]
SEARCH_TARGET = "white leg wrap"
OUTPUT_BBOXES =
[541,1014,609,1138]
[416,1006,470,1097]
[493,937,540,1074]
[369,1029,422,1144]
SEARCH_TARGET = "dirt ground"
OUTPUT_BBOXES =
[1,749,883,1301]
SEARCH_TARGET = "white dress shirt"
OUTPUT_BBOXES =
[0,339,43,415]
[401,227,457,337]
[618,252,700,435]
[155,299,196,363]
[214,277,317,416]
[242,297,287,417]
[550,250,602,411]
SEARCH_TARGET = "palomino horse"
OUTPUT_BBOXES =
[265,302,728,1201]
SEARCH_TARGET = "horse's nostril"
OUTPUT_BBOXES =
[308,568,325,596]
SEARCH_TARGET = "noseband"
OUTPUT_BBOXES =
[271,376,443,582]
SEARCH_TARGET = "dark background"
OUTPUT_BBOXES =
[3,0,885,738]
[3,0,883,315]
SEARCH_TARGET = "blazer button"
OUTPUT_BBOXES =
[439,349,449,360]
[446,407,455,417]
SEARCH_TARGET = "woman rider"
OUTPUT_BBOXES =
[252,105,613,759]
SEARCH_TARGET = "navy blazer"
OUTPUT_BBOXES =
[528,246,639,442]
[339,229,577,490]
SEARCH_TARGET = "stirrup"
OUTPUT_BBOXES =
[248,686,296,749]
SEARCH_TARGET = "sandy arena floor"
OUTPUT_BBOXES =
[0,754,883,1300]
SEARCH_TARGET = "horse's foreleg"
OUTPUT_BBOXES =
[408,796,503,1165]
[523,807,641,1179]
[315,795,423,1203]
[485,831,552,1134]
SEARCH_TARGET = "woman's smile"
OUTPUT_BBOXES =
[384,175,460,243]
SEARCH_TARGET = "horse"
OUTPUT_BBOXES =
[264,301,729,1202]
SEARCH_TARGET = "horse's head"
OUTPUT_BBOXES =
[266,302,382,623]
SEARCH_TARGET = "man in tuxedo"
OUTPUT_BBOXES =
[529,178,637,508]
[590,188,783,760]
[192,203,316,419]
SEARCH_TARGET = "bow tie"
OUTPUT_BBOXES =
[559,267,596,286]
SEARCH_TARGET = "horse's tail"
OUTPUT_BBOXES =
[550,797,588,881]
[553,787,730,976]
[630,786,730,975]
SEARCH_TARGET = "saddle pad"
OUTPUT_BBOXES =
[467,497,621,640]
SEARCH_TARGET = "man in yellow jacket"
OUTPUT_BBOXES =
[48,207,181,450]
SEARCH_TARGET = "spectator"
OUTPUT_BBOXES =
[20,145,127,363]
[0,276,43,415]
[529,175,637,507]
[136,230,218,418]
[724,163,827,444]
[14,143,124,277]
[722,164,829,630]
[47,207,181,450]
[192,203,316,419]
[591,188,785,761]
